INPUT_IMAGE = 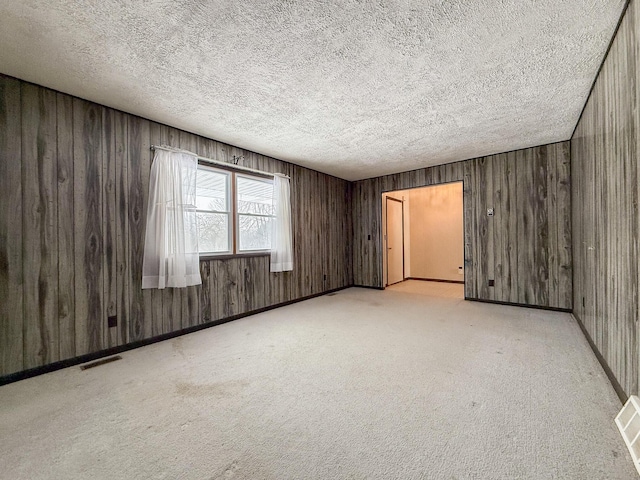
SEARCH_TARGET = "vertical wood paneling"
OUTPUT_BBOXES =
[534,146,549,307]
[571,0,638,398]
[556,142,572,308]
[73,98,103,356]
[148,122,164,337]
[127,116,151,342]
[0,74,348,378]
[547,145,559,309]
[463,161,474,299]
[115,112,129,349]
[103,108,125,348]
[504,152,519,303]
[179,130,201,327]
[56,92,75,360]
[515,148,535,305]
[21,84,59,369]
[0,77,23,375]
[353,144,571,310]
[493,154,505,301]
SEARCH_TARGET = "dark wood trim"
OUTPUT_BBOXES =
[407,277,464,284]
[0,285,350,386]
[353,285,385,291]
[79,355,122,370]
[572,312,627,404]
[570,0,632,139]
[465,297,571,313]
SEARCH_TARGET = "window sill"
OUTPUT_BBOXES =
[199,252,271,261]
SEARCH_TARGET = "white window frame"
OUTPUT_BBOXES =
[196,165,232,256]
[235,173,275,254]
[196,164,274,257]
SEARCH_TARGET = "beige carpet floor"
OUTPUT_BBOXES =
[0,282,635,479]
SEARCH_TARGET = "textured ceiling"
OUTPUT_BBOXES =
[0,1,626,180]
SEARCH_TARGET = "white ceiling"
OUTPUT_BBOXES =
[0,1,625,180]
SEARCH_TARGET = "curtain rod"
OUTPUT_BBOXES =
[150,145,290,179]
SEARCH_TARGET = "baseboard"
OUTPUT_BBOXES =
[0,285,350,386]
[465,297,572,313]
[572,312,626,404]
[353,285,385,290]
[407,277,464,285]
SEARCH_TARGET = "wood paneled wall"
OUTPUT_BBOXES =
[353,142,572,310]
[0,74,353,377]
[571,0,639,398]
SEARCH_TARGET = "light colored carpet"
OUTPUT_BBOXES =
[388,280,464,298]
[0,282,634,479]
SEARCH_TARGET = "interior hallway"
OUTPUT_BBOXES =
[0,286,633,479]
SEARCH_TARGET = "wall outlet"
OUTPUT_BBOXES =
[107,316,117,328]
[487,208,494,216]
[488,279,495,287]
[458,266,464,275]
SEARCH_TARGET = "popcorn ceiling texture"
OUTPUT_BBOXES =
[0,0,625,180]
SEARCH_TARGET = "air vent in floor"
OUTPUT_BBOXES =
[615,395,640,476]
[80,355,122,370]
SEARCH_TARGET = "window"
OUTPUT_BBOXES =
[196,165,274,255]
[236,174,275,252]
[196,167,231,254]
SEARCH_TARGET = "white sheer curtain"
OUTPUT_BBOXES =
[142,149,202,289]
[270,174,293,272]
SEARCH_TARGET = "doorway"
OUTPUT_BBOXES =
[382,182,464,292]
[386,197,404,285]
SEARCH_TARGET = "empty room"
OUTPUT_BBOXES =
[1,1,639,478]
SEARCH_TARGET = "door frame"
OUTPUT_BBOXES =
[381,180,466,291]
[385,196,405,286]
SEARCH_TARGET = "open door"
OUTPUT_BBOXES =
[386,197,404,285]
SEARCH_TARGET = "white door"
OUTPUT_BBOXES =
[386,198,404,285]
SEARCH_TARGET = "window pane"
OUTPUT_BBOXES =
[238,214,273,251]
[196,168,228,212]
[237,176,274,215]
[197,212,230,253]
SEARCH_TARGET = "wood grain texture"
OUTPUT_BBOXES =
[21,83,59,369]
[113,111,131,345]
[0,74,352,378]
[148,122,164,337]
[178,130,200,328]
[353,142,571,310]
[56,92,75,360]
[0,76,23,375]
[571,0,639,398]
[73,98,104,356]
[127,115,151,342]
